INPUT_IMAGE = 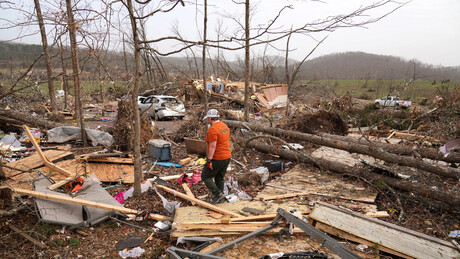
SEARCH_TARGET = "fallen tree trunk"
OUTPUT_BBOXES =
[224,120,460,163]
[322,132,460,164]
[237,136,460,207]
[224,120,460,180]
[0,109,64,130]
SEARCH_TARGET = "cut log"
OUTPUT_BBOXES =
[238,136,460,207]
[224,120,460,179]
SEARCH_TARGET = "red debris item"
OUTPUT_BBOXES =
[191,169,202,184]
[177,170,202,187]
[177,173,191,186]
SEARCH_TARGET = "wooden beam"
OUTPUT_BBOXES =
[11,187,171,221]
[83,156,134,164]
[183,210,312,224]
[181,222,271,230]
[365,211,389,218]
[9,225,45,249]
[309,202,458,259]
[261,188,376,203]
[181,183,196,205]
[23,125,72,177]
[315,222,412,259]
[155,184,241,218]
[260,192,310,201]
[47,176,76,190]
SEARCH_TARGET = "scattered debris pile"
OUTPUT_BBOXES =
[1,87,460,258]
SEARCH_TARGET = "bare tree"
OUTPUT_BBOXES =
[34,0,59,118]
[244,0,250,121]
[66,0,88,146]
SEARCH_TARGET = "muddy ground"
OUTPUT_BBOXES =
[1,88,459,258]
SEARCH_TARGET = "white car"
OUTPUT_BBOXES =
[374,96,412,109]
[138,95,185,120]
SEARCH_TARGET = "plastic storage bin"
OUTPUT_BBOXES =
[148,139,171,161]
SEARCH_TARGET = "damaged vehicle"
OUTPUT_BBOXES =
[138,95,186,120]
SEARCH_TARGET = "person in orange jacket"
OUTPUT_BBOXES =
[202,109,231,204]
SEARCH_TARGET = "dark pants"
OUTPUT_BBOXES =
[202,158,230,196]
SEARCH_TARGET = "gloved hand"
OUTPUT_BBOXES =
[207,158,213,170]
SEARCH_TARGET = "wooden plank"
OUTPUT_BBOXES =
[9,225,45,249]
[4,150,73,177]
[261,192,310,201]
[181,183,196,205]
[171,228,304,238]
[85,156,134,164]
[37,159,84,190]
[219,227,304,233]
[12,188,171,222]
[394,132,438,141]
[315,222,412,259]
[22,126,72,177]
[181,222,271,230]
[365,211,389,218]
[155,184,242,218]
[309,202,459,259]
[185,211,311,224]
[86,163,134,183]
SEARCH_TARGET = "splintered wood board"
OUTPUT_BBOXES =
[86,163,134,183]
[309,202,459,259]
[5,153,75,191]
[310,146,377,167]
[171,200,308,238]
[4,150,73,177]
[256,165,377,204]
[37,159,85,179]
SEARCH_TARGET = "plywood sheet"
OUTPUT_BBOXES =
[86,163,134,183]
[256,165,377,205]
[7,158,80,191]
[309,202,459,259]
[172,200,308,238]
[4,150,73,177]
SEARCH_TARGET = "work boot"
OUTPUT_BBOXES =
[210,193,226,204]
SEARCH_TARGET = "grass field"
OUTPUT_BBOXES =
[300,79,460,103]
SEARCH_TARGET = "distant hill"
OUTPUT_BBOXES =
[297,52,460,81]
[1,42,459,82]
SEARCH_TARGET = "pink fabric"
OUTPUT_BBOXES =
[191,169,202,184]
[114,190,127,203]
[177,170,202,187]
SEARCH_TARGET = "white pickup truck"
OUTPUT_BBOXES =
[374,96,411,109]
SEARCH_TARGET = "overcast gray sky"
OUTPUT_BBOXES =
[1,0,459,67]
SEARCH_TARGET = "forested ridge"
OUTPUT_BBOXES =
[1,42,459,82]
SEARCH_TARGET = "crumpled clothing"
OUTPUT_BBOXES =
[177,170,202,187]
